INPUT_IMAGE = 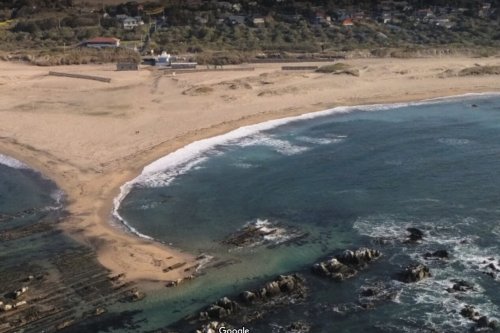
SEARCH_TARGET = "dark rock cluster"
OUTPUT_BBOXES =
[405,227,425,243]
[446,279,475,293]
[423,249,449,260]
[460,305,498,331]
[199,274,306,322]
[312,248,381,281]
[396,263,431,283]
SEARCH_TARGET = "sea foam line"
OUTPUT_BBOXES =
[112,92,500,240]
[0,153,29,169]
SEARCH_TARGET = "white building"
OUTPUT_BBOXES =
[123,17,143,30]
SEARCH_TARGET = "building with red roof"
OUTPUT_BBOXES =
[342,18,354,26]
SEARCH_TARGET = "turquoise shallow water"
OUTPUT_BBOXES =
[115,95,500,331]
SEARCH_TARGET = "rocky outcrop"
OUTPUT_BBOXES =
[336,248,382,266]
[396,263,431,283]
[239,291,257,304]
[312,258,357,281]
[460,305,498,330]
[199,274,306,321]
[125,289,145,302]
[446,280,475,293]
[195,321,228,333]
[221,219,307,248]
[312,248,381,281]
[405,227,424,242]
[479,257,499,279]
[424,250,449,260]
[200,297,240,320]
[358,281,400,307]
[286,321,311,333]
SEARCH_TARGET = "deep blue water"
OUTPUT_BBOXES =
[116,95,500,332]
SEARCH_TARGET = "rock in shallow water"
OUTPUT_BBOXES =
[447,279,475,293]
[406,227,424,242]
[460,305,498,331]
[312,248,381,281]
[396,263,431,283]
[424,249,449,260]
[312,258,357,281]
[286,321,311,333]
[199,274,306,322]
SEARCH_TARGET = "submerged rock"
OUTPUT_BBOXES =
[221,219,307,248]
[460,305,479,321]
[406,227,424,242]
[424,249,449,260]
[460,305,498,330]
[286,321,311,333]
[126,289,145,302]
[447,280,475,293]
[396,263,431,283]
[358,281,400,307]
[312,248,381,281]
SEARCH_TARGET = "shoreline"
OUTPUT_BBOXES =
[112,91,500,243]
[0,57,499,288]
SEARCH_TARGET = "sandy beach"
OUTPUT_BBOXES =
[0,56,499,285]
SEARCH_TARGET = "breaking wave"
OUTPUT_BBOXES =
[0,154,29,169]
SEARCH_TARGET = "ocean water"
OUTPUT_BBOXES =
[114,95,500,332]
[0,155,64,265]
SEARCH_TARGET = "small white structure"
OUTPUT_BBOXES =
[123,17,143,30]
[156,51,172,67]
[14,286,28,299]
[1,304,12,312]
[14,301,27,309]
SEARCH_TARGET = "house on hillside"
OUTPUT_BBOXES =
[123,17,143,30]
[251,16,265,26]
[342,18,354,26]
[226,15,246,26]
[378,11,393,23]
[313,11,331,26]
[82,37,120,48]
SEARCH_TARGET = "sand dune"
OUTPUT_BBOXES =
[0,57,499,286]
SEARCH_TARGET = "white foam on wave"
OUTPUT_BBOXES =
[355,213,500,331]
[232,161,255,169]
[112,92,500,240]
[296,135,346,145]
[139,156,209,188]
[237,134,309,155]
[0,154,29,169]
[253,218,294,243]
